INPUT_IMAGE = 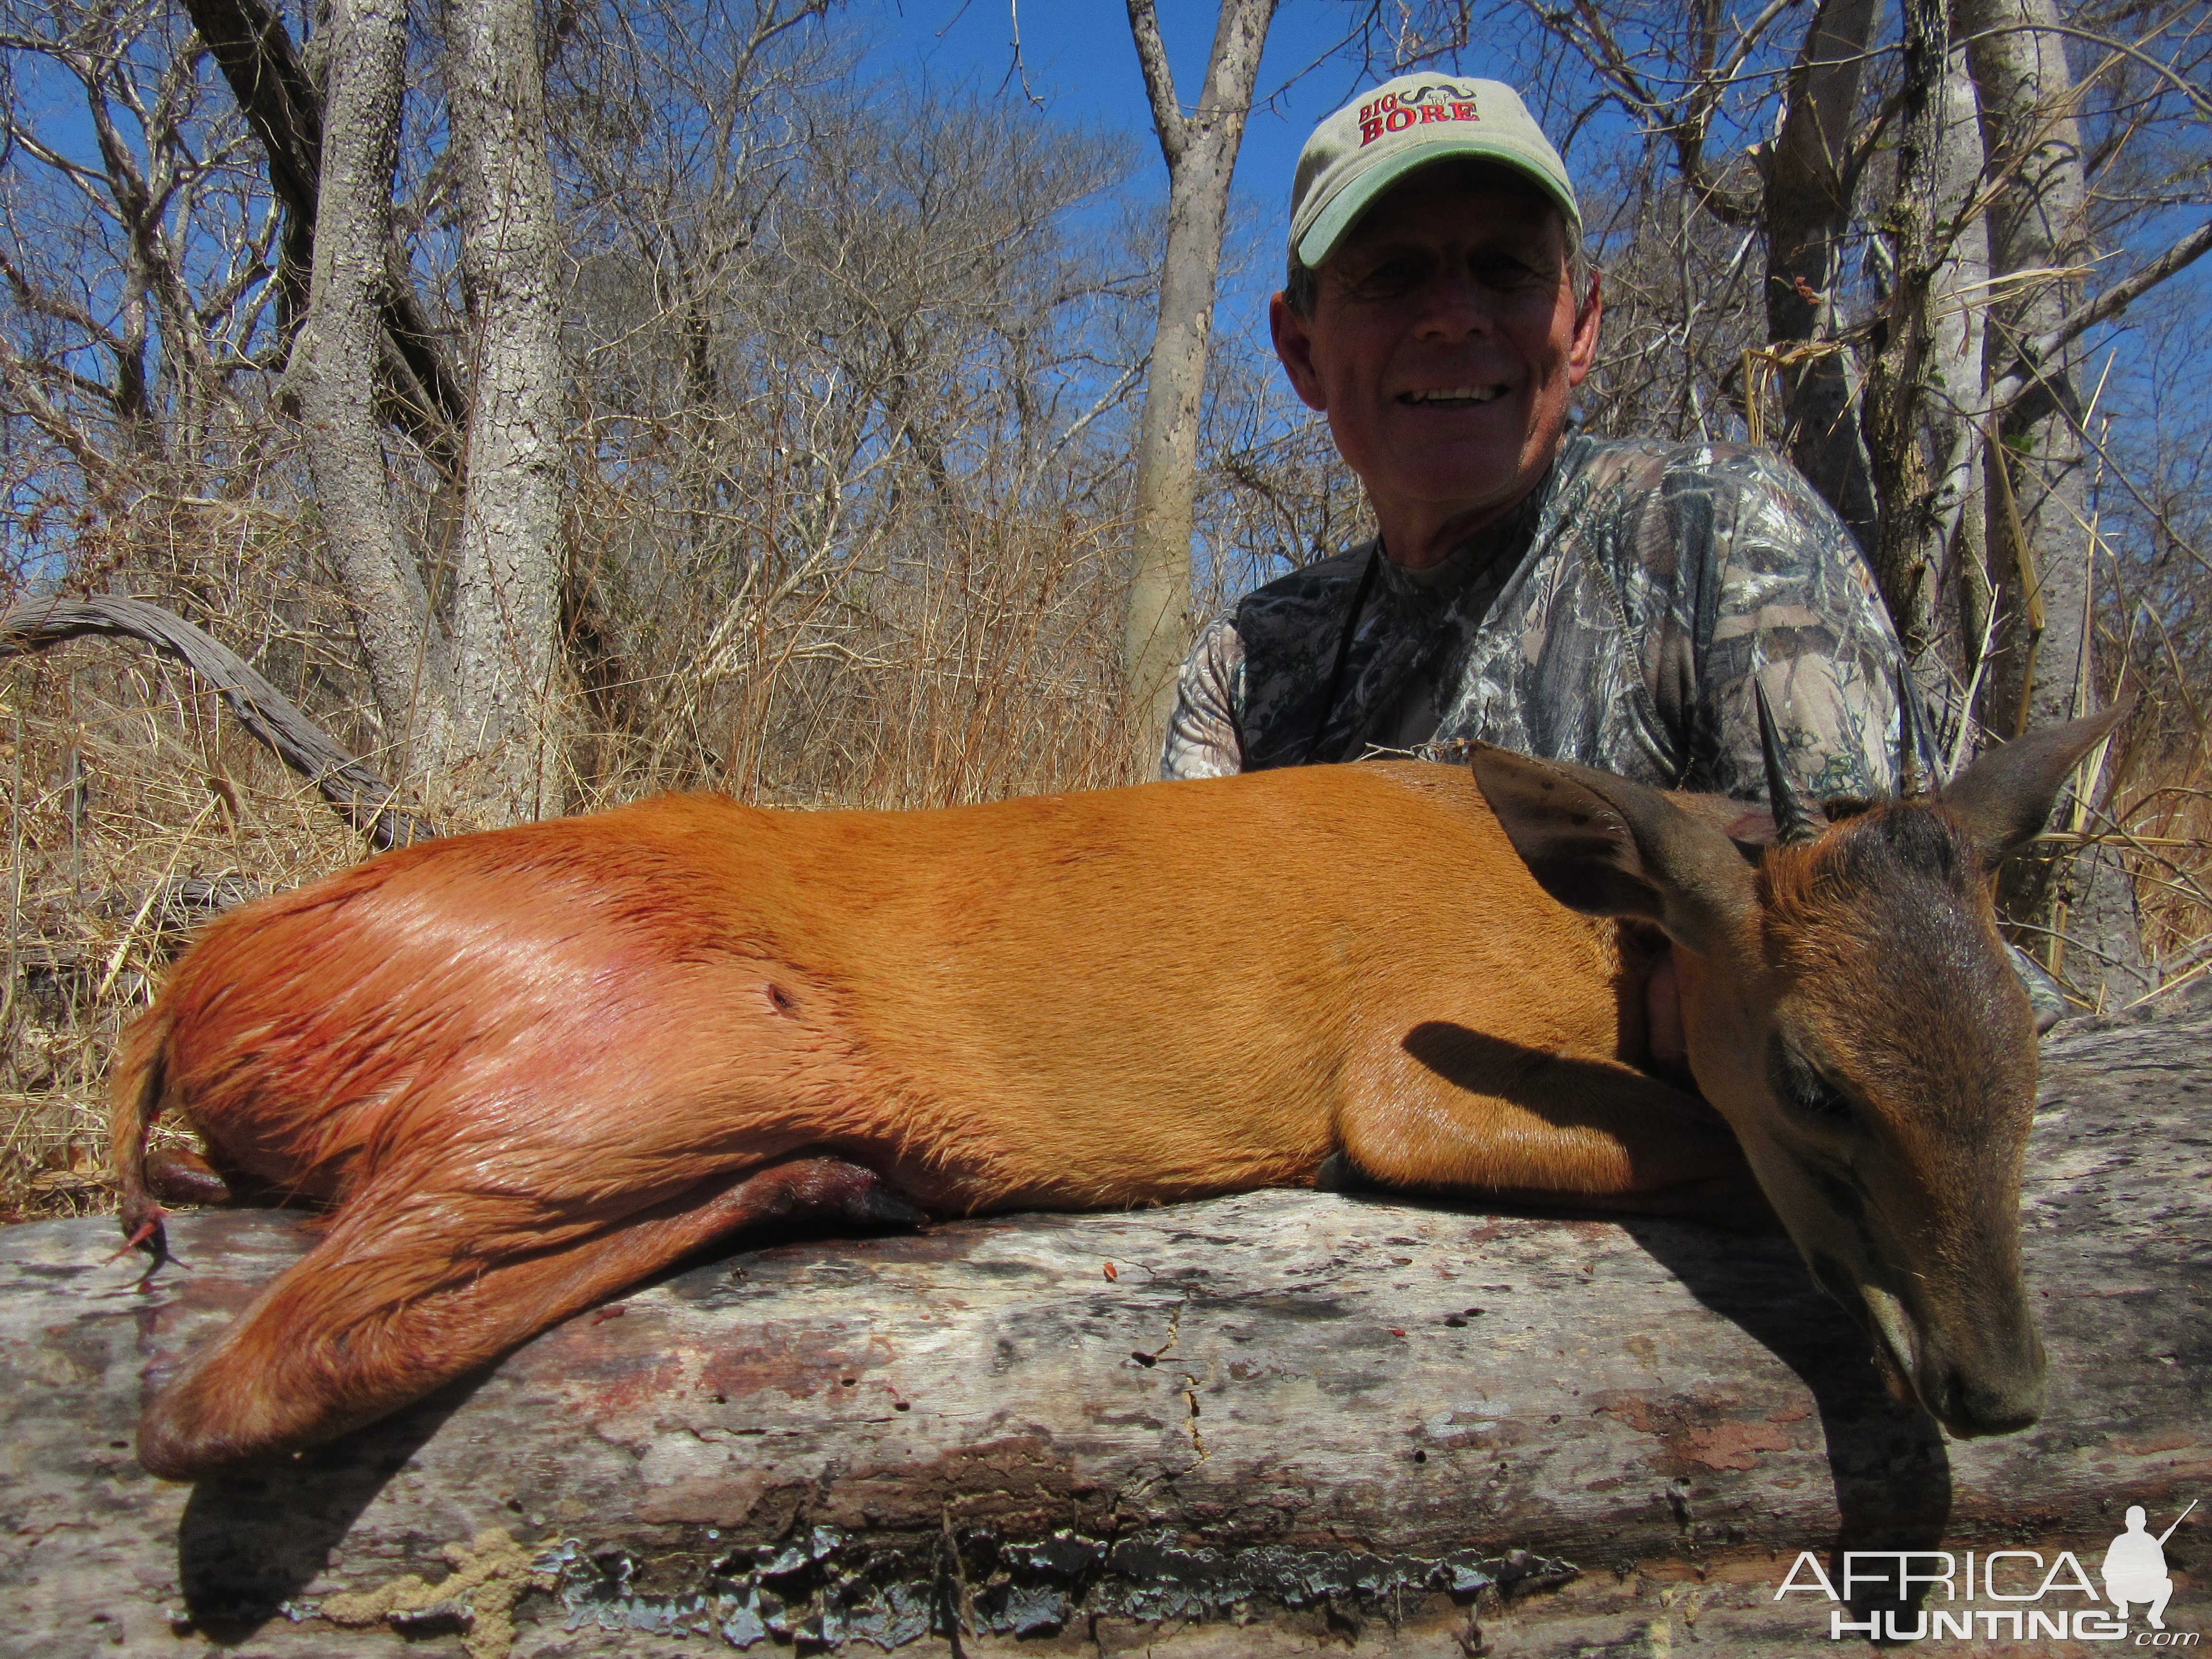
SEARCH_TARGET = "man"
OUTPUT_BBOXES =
[1161,74,1918,808]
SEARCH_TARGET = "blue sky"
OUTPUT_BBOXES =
[852,1,1415,356]
[858,1,1378,204]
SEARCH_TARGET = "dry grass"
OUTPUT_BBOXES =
[2104,741,2212,1003]
[2,642,373,1221]
[2,500,1146,1223]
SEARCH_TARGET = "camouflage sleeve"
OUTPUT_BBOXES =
[1694,451,1921,804]
[1159,618,1246,781]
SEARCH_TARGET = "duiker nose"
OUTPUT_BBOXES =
[1921,1321,2046,1437]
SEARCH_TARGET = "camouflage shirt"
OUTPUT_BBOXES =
[1161,434,1925,803]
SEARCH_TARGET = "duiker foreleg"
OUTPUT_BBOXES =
[1344,1048,1765,1221]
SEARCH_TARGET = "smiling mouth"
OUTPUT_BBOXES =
[1400,385,1510,407]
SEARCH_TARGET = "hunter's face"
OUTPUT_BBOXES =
[1272,162,1599,558]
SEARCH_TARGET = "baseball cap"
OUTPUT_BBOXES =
[1288,74,1581,270]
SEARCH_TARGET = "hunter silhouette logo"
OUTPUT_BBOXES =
[1773,1499,2199,1643]
[2108,1503,2196,1632]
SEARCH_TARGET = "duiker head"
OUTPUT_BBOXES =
[1470,700,2127,1437]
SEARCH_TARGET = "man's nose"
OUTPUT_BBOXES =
[1412,270,1497,338]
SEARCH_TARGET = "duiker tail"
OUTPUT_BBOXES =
[108,1006,175,1264]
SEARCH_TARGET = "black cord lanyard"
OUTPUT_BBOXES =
[1301,545,1382,765]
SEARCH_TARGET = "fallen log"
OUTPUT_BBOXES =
[1,994,2205,1658]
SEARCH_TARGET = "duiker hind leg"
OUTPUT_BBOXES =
[141,1145,302,1211]
[136,1153,922,1480]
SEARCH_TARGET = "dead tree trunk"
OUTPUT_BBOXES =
[1120,0,1277,766]
[0,596,437,850]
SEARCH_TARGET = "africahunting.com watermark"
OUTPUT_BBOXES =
[1775,1502,2198,1644]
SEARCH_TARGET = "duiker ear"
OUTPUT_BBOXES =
[1939,701,2131,866]
[1467,746,1757,956]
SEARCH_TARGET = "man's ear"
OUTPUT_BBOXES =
[1467,745,1755,956]
[1939,700,2132,866]
[1269,291,1328,412]
[1567,267,1602,387]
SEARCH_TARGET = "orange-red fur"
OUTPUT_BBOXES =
[114,761,1741,1477]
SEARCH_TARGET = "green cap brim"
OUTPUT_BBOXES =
[1295,139,1582,271]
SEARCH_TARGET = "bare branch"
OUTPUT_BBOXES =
[1535,0,1763,225]
[0,349,121,486]
[1124,0,1186,167]
[1000,0,1046,112]
[1962,18,2212,124]
[1988,217,2212,414]
[0,596,437,850]
[1714,0,1807,84]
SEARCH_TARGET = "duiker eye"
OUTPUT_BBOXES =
[1767,1036,1853,1122]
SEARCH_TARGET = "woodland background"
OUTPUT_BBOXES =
[1,0,2207,1219]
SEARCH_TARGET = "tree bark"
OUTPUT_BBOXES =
[1762,0,1884,553]
[282,0,459,786]
[178,0,325,331]
[265,0,568,825]
[445,0,570,823]
[1961,0,2148,999]
[1859,0,1991,684]
[183,0,469,455]
[1120,0,1277,765]
[9,996,2207,1655]
[1925,41,1992,685]
[1863,0,1951,660]
[1961,0,2092,743]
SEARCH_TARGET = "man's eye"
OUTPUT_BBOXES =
[1339,252,1431,297]
[1767,1037,1853,1122]
[1471,253,1545,289]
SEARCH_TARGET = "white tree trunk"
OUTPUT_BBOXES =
[1120,0,1277,764]
[1925,42,1991,685]
[446,0,568,823]
[285,0,457,782]
[1961,0,2147,998]
[1960,0,2091,740]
